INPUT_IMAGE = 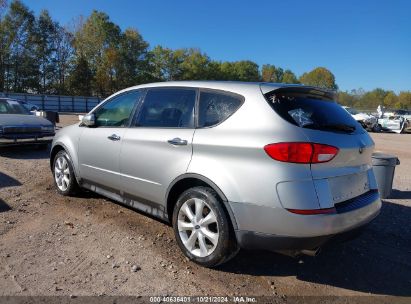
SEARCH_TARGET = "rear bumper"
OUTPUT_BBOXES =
[230,191,381,251]
[0,135,54,146]
[235,218,373,252]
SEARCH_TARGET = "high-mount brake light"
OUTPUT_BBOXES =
[264,142,339,164]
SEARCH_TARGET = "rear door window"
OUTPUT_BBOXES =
[264,89,363,134]
[134,88,196,128]
[198,91,243,128]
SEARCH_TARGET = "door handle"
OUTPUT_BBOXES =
[107,134,121,141]
[167,137,188,146]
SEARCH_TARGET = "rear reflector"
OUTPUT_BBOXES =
[286,207,337,215]
[264,142,338,164]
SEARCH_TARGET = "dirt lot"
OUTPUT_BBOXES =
[0,115,410,300]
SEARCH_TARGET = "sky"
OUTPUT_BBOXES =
[23,0,411,93]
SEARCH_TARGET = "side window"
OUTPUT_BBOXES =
[198,91,243,128]
[0,101,7,113]
[94,91,142,127]
[135,88,196,128]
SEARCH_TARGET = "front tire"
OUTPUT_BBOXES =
[52,150,79,196]
[172,186,238,267]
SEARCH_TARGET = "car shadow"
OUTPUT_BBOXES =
[0,171,21,188]
[219,200,411,296]
[390,189,411,199]
[72,189,102,199]
[0,198,11,212]
[0,145,50,159]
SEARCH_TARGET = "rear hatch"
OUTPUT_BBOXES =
[262,85,376,208]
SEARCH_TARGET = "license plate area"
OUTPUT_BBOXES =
[328,172,369,204]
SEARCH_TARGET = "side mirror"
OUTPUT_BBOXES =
[82,113,96,127]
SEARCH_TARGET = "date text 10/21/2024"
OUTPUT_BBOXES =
[149,296,257,303]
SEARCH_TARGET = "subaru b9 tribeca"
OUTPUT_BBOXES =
[50,81,381,267]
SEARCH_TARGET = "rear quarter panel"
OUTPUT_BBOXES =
[188,87,315,208]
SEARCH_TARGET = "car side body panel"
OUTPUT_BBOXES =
[120,128,195,205]
[188,85,314,208]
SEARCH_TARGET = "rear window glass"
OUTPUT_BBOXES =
[264,90,363,134]
[198,91,243,128]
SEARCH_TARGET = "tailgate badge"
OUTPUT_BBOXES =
[359,141,366,154]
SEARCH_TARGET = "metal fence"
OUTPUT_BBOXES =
[0,92,101,113]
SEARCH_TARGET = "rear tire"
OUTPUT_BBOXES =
[373,124,382,133]
[172,186,238,267]
[400,121,409,134]
[52,150,79,196]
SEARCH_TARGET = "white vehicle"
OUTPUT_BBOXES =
[378,113,410,134]
[376,107,411,134]
[342,106,379,132]
[393,110,411,121]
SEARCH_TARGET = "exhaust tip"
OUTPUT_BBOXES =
[301,248,321,257]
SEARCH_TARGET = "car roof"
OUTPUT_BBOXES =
[130,81,281,89]
[128,80,327,91]
[117,81,336,100]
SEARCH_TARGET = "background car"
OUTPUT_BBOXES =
[378,113,410,133]
[51,81,381,267]
[0,98,55,148]
[393,109,411,117]
[342,106,379,132]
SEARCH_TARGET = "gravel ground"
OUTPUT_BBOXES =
[0,115,410,300]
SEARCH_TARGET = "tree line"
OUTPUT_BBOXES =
[338,89,411,110]
[0,0,409,109]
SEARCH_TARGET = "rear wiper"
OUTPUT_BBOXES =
[319,123,356,133]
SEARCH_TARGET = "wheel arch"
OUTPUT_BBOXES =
[165,173,238,230]
[50,142,81,184]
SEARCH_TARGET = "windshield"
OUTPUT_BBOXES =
[0,99,30,115]
[264,90,363,134]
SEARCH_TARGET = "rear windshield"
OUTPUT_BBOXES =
[264,90,363,134]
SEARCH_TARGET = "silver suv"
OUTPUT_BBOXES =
[50,81,381,267]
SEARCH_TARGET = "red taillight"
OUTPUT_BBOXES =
[264,142,338,164]
[264,142,312,163]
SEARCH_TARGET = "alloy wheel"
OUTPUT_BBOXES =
[177,198,219,257]
[54,156,70,192]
